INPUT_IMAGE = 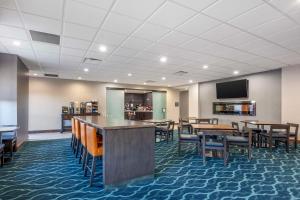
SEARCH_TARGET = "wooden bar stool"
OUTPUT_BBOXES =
[74,119,81,157]
[84,125,103,186]
[71,118,76,151]
[79,122,87,170]
[0,143,4,167]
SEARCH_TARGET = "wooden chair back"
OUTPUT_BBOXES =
[270,124,290,138]
[211,118,218,125]
[80,122,87,147]
[74,119,81,139]
[86,125,103,156]
[287,123,299,136]
[167,121,175,131]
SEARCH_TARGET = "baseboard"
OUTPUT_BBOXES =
[28,129,61,134]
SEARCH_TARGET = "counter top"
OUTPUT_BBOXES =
[74,116,155,130]
[124,110,153,113]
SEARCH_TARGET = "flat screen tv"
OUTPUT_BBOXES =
[216,79,248,99]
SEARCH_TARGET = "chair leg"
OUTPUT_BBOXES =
[0,151,3,167]
[82,148,87,171]
[79,144,83,164]
[84,153,90,177]
[202,136,206,165]
[178,142,181,155]
[70,134,74,147]
[286,140,289,153]
[75,140,80,158]
[89,156,96,187]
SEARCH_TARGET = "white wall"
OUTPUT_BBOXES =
[29,77,179,131]
[282,65,300,125]
[188,84,199,117]
[198,70,282,124]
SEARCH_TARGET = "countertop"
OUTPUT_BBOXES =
[74,116,155,130]
[124,110,153,113]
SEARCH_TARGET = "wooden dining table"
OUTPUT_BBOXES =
[143,119,171,124]
[240,120,282,129]
[192,124,236,132]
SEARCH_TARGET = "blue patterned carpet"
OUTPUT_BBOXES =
[1,137,300,200]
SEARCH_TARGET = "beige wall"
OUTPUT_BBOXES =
[282,65,300,125]
[198,69,282,125]
[188,83,199,117]
[29,77,179,131]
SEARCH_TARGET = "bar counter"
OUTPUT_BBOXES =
[74,116,155,186]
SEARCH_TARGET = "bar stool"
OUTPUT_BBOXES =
[0,143,4,167]
[84,125,103,186]
[71,118,76,151]
[79,122,87,170]
[74,119,81,158]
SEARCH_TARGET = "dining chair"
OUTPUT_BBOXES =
[155,121,175,142]
[259,124,290,152]
[178,123,201,155]
[196,118,211,124]
[226,127,252,160]
[79,122,87,170]
[74,119,81,157]
[202,131,228,166]
[211,118,219,125]
[84,125,103,186]
[178,118,192,134]
[287,123,299,149]
[0,125,18,160]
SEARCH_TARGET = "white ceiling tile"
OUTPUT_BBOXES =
[86,50,106,60]
[96,30,127,46]
[63,22,97,40]
[122,37,153,50]
[61,37,91,50]
[0,0,17,9]
[113,47,139,57]
[268,27,300,45]
[149,2,197,29]
[113,0,164,20]
[61,47,86,57]
[65,0,107,28]
[0,25,28,40]
[0,37,31,50]
[172,0,217,11]
[90,42,115,54]
[0,8,23,27]
[102,12,141,35]
[73,0,114,10]
[160,31,194,46]
[180,38,215,53]
[250,17,296,37]
[134,23,170,41]
[203,0,264,21]
[33,42,60,54]
[176,13,221,36]
[290,11,300,24]
[37,52,60,64]
[229,4,283,30]
[219,32,260,49]
[17,0,64,19]
[200,24,243,42]
[23,13,61,35]
[60,54,83,63]
[268,0,300,14]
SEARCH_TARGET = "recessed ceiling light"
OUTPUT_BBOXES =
[99,45,107,52]
[143,82,147,85]
[203,65,208,69]
[189,80,193,83]
[13,40,21,46]
[160,56,167,63]
[128,73,132,77]
[83,68,89,72]
[114,79,118,83]
[162,77,166,80]
[233,70,239,75]
[33,73,38,76]
[78,76,82,80]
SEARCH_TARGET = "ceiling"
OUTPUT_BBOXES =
[0,0,300,87]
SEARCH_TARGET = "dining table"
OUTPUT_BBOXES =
[240,120,282,129]
[192,124,236,133]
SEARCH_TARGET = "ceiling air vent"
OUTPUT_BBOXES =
[174,71,188,76]
[145,80,156,83]
[30,30,60,45]
[44,73,59,78]
[83,57,102,65]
